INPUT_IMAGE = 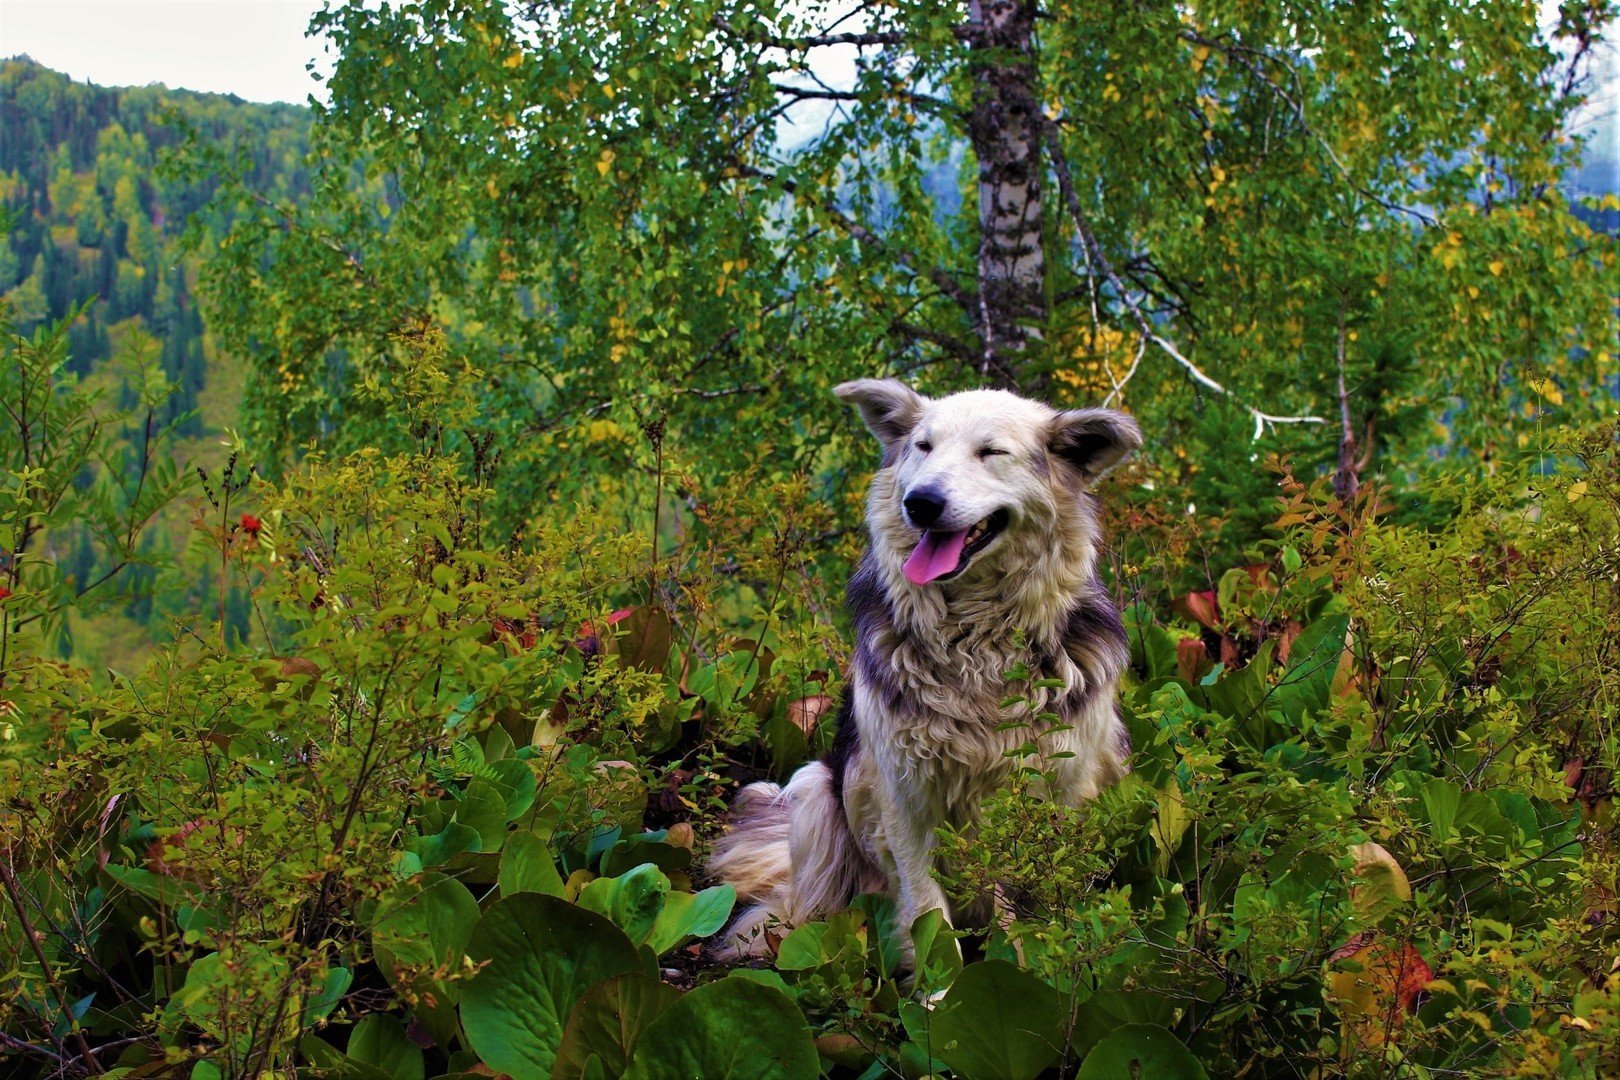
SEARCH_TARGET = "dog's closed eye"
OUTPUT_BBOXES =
[977,446,1009,459]
[916,440,933,453]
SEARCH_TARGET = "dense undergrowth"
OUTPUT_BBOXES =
[3,308,1618,1079]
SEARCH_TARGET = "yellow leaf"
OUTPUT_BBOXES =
[1348,842,1410,924]
[595,149,615,178]
[503,51,524,69]
[1488,259,1504,276]
[1567,481,1588,503]
[1530,377,1564,406]
[1467,285,1480,299]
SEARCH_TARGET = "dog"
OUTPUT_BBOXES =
[708,378,1141,963]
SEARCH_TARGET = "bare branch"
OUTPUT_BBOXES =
[1177,29,1436,226]
[1102,336,1148,407]
[890,320,979,364]
[768,81,955,114]
[712,14,907,50]
[1042,121,1325,438]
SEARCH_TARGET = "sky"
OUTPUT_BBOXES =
[1,0,333,105]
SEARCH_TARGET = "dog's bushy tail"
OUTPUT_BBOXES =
[707,762,884,959]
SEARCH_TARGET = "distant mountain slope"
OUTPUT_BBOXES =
[0,56,312,432]
[0,58,314,665]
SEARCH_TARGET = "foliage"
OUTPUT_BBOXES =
[0,57,314,671]
[198,1,1615,554]
[4,303,1619,1076]
[4,3,1620,1078]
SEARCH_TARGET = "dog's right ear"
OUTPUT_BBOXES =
[834,379,926,453]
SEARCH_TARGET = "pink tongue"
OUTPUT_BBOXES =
[904,529,970,585]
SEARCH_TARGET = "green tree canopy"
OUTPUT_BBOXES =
[205,0,1613,525]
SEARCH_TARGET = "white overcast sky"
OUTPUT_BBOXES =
[1,0,333,105]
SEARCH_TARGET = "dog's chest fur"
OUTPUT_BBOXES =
[848,552,1126,823]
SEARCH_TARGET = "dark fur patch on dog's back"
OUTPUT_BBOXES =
[824,695,859,799]
[826,553,893,800]
[1059,584,1131,752]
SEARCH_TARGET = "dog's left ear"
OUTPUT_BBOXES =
[1049,409,1143,481]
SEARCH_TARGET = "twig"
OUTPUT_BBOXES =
[734,163,978,316]
[1102,336,1148,407]
[1177,29,1435,226]
[1042,121,1324,438]
[712,14,907,50]
[0,856,102,1073]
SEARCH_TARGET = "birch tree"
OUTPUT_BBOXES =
[202,1,1615,506]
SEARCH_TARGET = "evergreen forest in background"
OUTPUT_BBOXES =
[0,57,311,664]
[3,2,1620,1076]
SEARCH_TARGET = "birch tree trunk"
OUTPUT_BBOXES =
[967,0,1046,391]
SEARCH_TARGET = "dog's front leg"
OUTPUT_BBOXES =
[876,767,950,969]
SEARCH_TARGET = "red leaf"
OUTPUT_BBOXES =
[1172,590,1222,629]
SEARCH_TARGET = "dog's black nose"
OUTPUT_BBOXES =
[903,488,947,528]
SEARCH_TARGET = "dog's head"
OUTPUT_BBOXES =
[836,378,1141,587]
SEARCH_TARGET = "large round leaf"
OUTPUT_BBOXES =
[500,830,566,898]
[347,1014,424,1080]
[461,893,641,1078]
[587,862,670,944]
[644,884,735,955]
[552,973,680,1080]
[1076,1024,1208,1079]
[917,960,1065,1080]
[622,976,817,1080]
[371,872,480,1048]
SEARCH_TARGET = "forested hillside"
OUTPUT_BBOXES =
[3,5,1619,1079]
[1,57,310,428]
[0,58,311,662]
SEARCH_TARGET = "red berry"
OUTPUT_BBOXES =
[240,514,263,536]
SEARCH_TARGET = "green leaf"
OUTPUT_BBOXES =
[623,977,817,1080]
[645,884,735,955]
[553,973,680,1080]
[1076,1024,1208,1079]
[909,909,963,995]
[407,820,482,867]
[487,757,538,821]
[500,830,566,898]
[371,872,480,1047]
[1271,613,1349,723]
[348,1014,424,1080]
[776,910,866,972]
[299,1037,393,1080]
[461,893,641,1077]
[302,965,352,1029]
[578,863,670,945]
[457,777,510,854]
[921,960,1065,1080]
[1421,778,1463,846]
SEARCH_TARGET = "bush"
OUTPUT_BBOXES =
[4,318,1617,1078]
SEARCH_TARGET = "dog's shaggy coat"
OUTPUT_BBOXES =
[709,379,1141,960]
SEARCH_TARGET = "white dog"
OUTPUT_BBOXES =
[709,378,1141,962]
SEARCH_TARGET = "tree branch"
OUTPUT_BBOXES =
[1177,29,1436,226]
[1042,121,1325,438]
[712,14,908,50]
[734,163,978,315]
